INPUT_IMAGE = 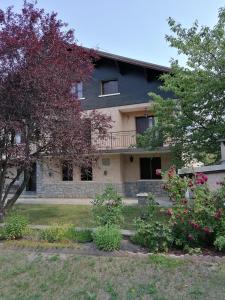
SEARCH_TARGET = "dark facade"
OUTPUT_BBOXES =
[81,52,171,110]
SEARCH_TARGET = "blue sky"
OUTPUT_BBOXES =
[1,0,224,66]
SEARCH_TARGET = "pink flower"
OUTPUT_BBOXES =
[214,208,223,220]
[188,234,194,241]
[203,227,212,234]
[156,169,161,176]
[203,175,208,181]
[167,208,173,216]
[181,199,188,205]
[188,180,193,187]
[195,173,208,185]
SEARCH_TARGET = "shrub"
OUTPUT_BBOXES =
[133,219,173,252]
[4,214,28,240]
[183,245,202,254]
[213,179,225,209]
[39,224,69,243]
[93,225,122,251]
[92,185,124,226]
[0,227,5,240]
[66,227,93,243]
[214,236,225,252]
[164,166,189,204]
[139,193,159,220]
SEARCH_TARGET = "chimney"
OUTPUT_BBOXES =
[219,139,225,164]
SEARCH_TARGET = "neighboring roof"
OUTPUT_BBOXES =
[95,49,171,73]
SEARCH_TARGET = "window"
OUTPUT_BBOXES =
[83,118,91,147]
[15,132,22,144]
[136,116,155,134]
[71,82,83,99]
[62,161,73,181]
[101,80,118,95]
[81,166,92,181]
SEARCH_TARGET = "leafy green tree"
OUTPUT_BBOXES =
[140,7,225,167]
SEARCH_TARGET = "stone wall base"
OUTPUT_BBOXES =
[37,181,167,198]
[124,180,168,198]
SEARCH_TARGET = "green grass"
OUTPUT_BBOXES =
[148,254,185,269]
[11,204,167,229]
[0,249,225,299]
[13,204,95,227]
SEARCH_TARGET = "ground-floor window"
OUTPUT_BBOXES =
[62,161,73,181]
[140,157,161,180]
[81,166,92,181]
[26,163,37,191]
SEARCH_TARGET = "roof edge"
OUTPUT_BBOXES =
[95,49,171,72]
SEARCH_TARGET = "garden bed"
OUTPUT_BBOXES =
[1,226,225,258]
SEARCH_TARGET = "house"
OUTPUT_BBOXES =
[26,50,173,198]
[178,139,225,191]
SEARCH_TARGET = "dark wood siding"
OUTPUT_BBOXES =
[81,58,172,110]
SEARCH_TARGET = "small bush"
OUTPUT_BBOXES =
[4,214,28,240]
[139,193,159,220]
[183,245,202,254]
[92,185,124,226]
[93,225,122,251]
[214,236,225,252]
[39,224,68,243]
[66,227,93,243]
[213,179,225,209]
[0,227,5,240]
[133,219,173,252]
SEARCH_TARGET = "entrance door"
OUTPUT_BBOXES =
[26,163,37,192]
[140,158,151,179]
[140,157,161,179]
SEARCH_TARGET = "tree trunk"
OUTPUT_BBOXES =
[4,170,31,214]
[0,208,5,223]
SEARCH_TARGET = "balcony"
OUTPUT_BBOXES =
[94,130,137,150]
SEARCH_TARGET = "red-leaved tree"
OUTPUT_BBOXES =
[0,2,111,220]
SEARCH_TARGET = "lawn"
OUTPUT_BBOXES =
[12,204,167,229]
[1,249,225,299]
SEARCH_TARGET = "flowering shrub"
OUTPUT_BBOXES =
[132,169,225,253]
[164,167,225,250]
[163,166,189,204]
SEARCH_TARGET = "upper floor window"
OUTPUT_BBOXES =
[15,132,22,144]
[62,161,73,181]
[136,116,155,134]
[101,80,118,95]
[71,82,83,99]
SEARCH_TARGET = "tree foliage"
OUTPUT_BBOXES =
[0,1,111,218]
[141,7,225,167]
